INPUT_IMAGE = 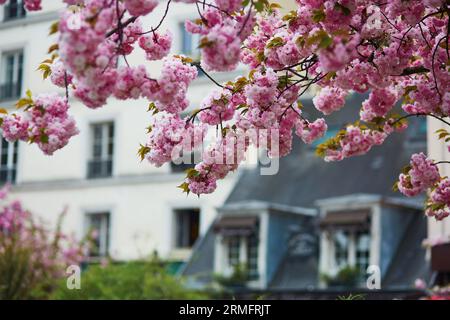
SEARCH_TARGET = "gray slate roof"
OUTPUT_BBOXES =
[225,94,426,208]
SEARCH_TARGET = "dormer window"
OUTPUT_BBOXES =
[320,209,372,284]
[214,216,260,282]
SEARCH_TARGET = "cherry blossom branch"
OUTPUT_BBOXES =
[391,113,450,127]
[434,161,450,165]
[138,0,172,35]
[191,62,233,91]
[186,106,212,123]
[106,16,137,38]
[238,1,253,37]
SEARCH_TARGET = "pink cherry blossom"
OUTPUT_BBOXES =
[139,31,172,61]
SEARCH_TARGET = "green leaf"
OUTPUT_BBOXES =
[306,30,333,49]
[177,182,190,194]
[312,9,326,23]
[266,37,285,49]
[334,3,351,16]
[137,144,150,161]
[15,97,33,109]
[40,134,49,144]
[392,182,399,192]
[253,0,264,12]
[185,168,200,179]
[49,21,59,35]
[47,43,59,54]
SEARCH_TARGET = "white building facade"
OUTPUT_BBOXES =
[428,117,450,240]
[0,0,244,262]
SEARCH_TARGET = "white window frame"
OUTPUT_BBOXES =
[173,207,201,249]
[0,137,18,183]
[221,234,259,281]
[91,122,114,161]
[3,1,26,21]
[88,122,114,178]
[0,49,23,100]
[85,212,110,258]
[330,230,371,274]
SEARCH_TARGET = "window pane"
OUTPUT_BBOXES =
[88,123,114,178]
[247,234,259,280]
[87,213,110,257]
[4,0,26,20]
[175,208,200,248]
[0,137,18,184]
[356,232,370,274]
[1,51,24,100]
[228,237,240,267]
[334,231,349,269]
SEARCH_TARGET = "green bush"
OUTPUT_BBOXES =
[51,258,208,300]
[321,266,361,287]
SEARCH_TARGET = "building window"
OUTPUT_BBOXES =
[246,234,259,280]
[333,230,349,270]
[86,212,110,258]
[87,122,114,179]
[356,232,370,274]
[228,236,240,267]
[180,23,204,76]
[175,208,200,248]
[225,234,259,281]
[3,1,26,21]
[330,230,371,275]
[0,50,23,101]
[0,137,18,184]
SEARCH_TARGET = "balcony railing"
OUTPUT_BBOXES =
[87,159,113,179]
[0,82,21,101]
[3,2,26,22]
[0,167,16,184]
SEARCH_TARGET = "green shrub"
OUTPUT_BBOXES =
[52,258,208,300]
[321,266,361,287]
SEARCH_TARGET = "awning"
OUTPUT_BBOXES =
[319,209,371,231]
[431,243,450,272]
[213,216,258,236]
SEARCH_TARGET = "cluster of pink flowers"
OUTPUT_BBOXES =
[1,93,79,155]
[214,0,241,13]
[0,185,85,298]
[313,87,347,115]
[186,129,248,195]
[139,31,172,61]
[144,112,206,167]
[113,65,149,100]
[398,153,440,197]
[296,118,327,144]
[23,0,42,11]
[151,56,198,114]
[124,0,158,17]
[324,126,388,162]
[360,88,398,122]
[50,60,73,88]
[244,68,278,109]
[198,90,234,125]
